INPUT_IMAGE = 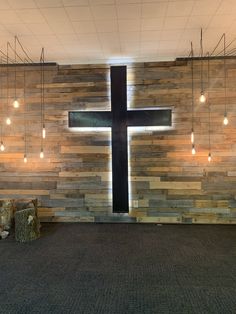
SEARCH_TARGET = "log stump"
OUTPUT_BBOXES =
[15,208,40,242]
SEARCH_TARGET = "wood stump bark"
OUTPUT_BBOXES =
[15,208,40,242]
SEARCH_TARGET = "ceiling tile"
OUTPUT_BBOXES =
[141,18,164,31]
[28,23,54,35]
[0,0,11,9]
[142,2,168,19]
[192,0,222,16]
[90,4,116,20]
[8,0,37,9]
[77,33,100,46]
[35,34,61,46]
[185,15,211,29]
[57,33,78,44]
[62,0,89,5]
[167,1,194,17]
[72,20,96,33]
[141,30,161,42]
[35,0,64,8]
[16,9,45,23]
[0,10,22,24]
[89,0,115,4]
[4,23,32,35]
[117,4,141,19]
[163,17,188,30]
[48,21,75,34]
[209,15,234,29]
[95,19,118,32]
[116,0,141,3]
[216,0,236,15]
[118,19,140,32]
[40,8,68,22]
[65,6,93,20]
[119,31,139,42]
[161,29,182,41]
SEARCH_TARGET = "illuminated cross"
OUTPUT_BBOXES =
[69,66,171,213]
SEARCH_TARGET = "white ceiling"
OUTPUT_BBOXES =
[0,0,235,64]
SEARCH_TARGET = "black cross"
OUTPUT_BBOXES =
[69,66,171,213]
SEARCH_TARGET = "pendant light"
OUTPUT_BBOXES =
[23,60,27,163]
[207,53,212,162]
[6,42,11,125]
[199,29,206,104]
[190,42,196,155]
[40,48,45,159]
[0,57,5,152]
[223,34,228,125]
[13,36,20,109]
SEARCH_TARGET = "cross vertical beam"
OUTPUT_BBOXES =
[111,66,128,213]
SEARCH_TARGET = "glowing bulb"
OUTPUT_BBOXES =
[223,115,228,125]
[42,127,46,139]
[192,145,196,155]
[13,99,20,108]
[6,117,11,125]
[24,154,27,163]
[208,153,212,162]
[0,142,4,151]
[40,149,44,159]
[191,131,194,144]
[199,92,206,103]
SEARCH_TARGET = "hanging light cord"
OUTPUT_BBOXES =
[207,52,211,154]
[0,57,3,144]
[200,28,204,93]
[23,60,27,157]
[223,34,227,116]
[191,42,194,135]
[6,42,9,111]
[14,36,17,99]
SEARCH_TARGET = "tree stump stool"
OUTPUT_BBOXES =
[15,208,40,242]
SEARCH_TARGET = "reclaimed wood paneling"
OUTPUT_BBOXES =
[1,59,236,223]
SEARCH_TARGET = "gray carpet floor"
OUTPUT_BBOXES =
[1,223,236,314]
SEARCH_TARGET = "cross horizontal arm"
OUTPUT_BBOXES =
[69,111,112,128]
[127,109,171,127]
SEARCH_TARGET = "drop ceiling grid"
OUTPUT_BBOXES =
[0,0,234,63]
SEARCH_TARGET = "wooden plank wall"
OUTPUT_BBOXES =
[1,59,236,224]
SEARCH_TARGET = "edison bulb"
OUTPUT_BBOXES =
[199,93,206,104]
[6,117,11,125]
[223,116,228,125]
[208,153,212,162]
[192,145,196,155]
[191,131,194,144]
[0,142,4,151]
[13,99,20,108]
[42,127,46,139]
[24,155,27,163]
[40,150,44,159]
